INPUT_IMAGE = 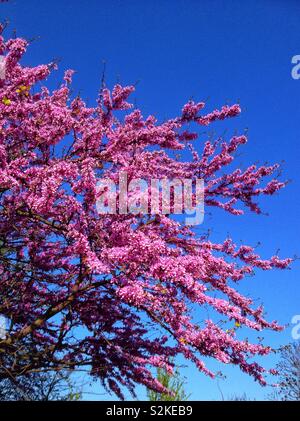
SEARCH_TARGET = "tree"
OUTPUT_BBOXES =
[0,370,81,401]
[0,22,292,399]
[269,343,300,401]
[147,365,190,401]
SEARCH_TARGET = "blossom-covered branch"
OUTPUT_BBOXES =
[0,26,292,398]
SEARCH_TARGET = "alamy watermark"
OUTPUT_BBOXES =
[0,55,5,80]
[291,55,300,80]
[96,172,205,226]
[291,315,300,340]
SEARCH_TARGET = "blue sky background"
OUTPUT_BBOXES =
[1,0,300,400]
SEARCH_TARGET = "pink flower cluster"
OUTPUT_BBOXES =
[0,26,292,398]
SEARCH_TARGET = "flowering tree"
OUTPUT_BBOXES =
[0,24,292,399]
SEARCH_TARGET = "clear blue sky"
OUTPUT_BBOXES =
[1,0,300,400]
